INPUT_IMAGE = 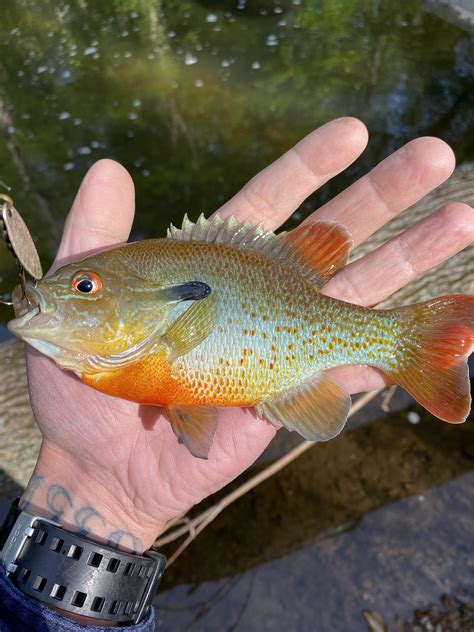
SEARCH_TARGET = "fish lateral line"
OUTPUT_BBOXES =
[5,212,474,460]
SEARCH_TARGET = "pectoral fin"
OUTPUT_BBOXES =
[255,372,351,441]
[167,404,218,459]
[163,296,216,360]
[84,282,213,375]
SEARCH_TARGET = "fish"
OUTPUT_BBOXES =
[8,214,474,458]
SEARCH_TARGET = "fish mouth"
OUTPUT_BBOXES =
[7,288,83,371]
[8,284,57,336]
[8,305,40,330]
[12,284,50,318]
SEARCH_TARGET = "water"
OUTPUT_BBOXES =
[0,1,473,628]
[0,0,473,321]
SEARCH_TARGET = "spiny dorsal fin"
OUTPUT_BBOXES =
[167,213,279,250]
[167,213,352,288]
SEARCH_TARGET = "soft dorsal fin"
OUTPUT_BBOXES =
[279,222,352,288]
[167,213,352,288]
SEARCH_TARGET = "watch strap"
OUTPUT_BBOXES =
[0,499,166,625]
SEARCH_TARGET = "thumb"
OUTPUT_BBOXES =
[53,159,135,269]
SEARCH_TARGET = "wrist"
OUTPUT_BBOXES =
[20,441,166,555]
[1,495,164,628]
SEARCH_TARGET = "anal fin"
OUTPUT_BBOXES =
[255,373,351,441]
[167,404,218,459]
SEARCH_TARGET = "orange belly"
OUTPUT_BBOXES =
[82,350,192,405]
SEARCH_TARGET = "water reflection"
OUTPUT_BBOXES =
[0,2,472,293]
[0,2,473,313]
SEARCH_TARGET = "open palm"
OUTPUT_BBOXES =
[24,118,474,551]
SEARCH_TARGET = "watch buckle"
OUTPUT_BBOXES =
[134,550,166,624]
[0,510,60,576]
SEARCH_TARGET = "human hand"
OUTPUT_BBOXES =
[20,118,474,553]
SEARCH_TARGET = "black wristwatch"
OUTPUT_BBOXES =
[0,499,166,626]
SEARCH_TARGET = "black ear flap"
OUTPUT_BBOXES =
[156,281,211,303]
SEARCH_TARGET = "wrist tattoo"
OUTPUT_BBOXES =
[107,530,143,554]
[74,506,106,537]
[21,475,144,553]
[46,484,74,521]
[19,474,44,511]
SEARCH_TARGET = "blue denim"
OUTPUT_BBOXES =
[0,565,155,631]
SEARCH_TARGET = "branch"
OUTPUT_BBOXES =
[155,389,383,566]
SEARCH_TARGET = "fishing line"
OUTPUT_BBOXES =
[0,179,12,192]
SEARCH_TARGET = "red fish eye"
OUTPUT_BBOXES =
[72,272,102,295]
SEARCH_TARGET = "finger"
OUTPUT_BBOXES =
[217,117,368,228]
[55,159,135,266]
[327,365,392,395]
[310,137,456,247]
[323,203,474,306]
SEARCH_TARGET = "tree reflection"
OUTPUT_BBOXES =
[0,0,472,303]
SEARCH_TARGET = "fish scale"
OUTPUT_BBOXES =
[7,213,474,459]
[162,242,401,405]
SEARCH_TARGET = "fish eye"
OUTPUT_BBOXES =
[77,279,93,293]
[71,271,102,295]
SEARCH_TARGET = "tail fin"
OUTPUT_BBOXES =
[388,294,474,423]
